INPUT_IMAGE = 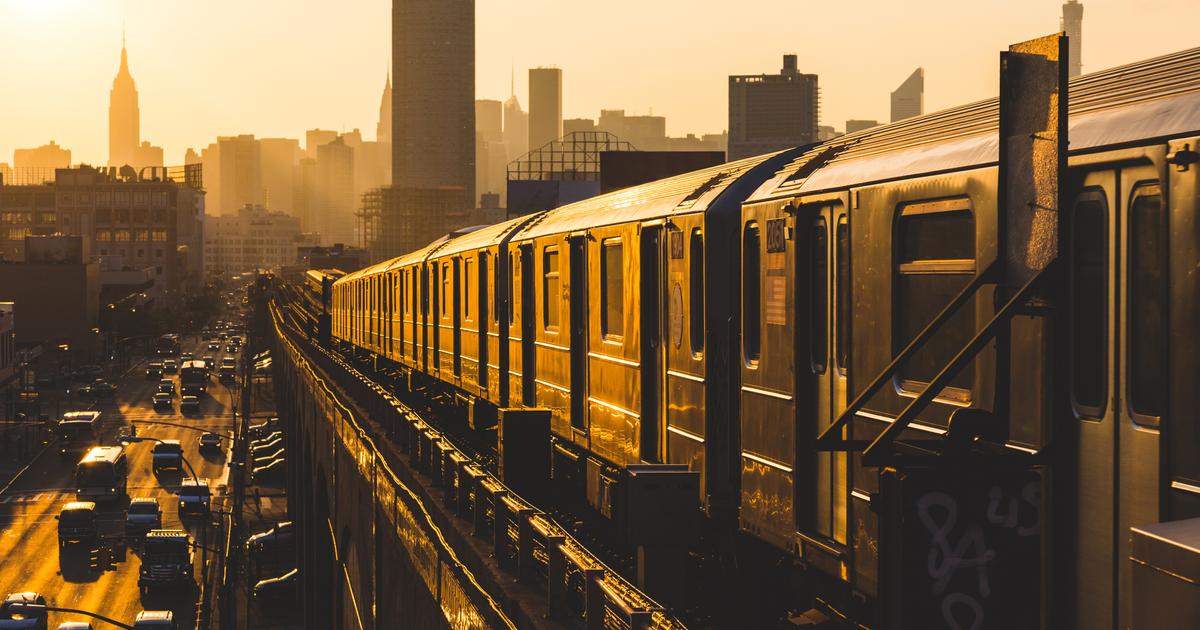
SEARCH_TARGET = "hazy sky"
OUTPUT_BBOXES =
[1,0,1197,166]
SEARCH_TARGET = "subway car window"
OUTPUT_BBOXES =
[743,222,761,363]
[509,252,517,325]
[1128,182,1167,423]
[442,264,451,317]
[601,239,624,338]
[811,218,829,374]
[543,247,560,329]
[689,229,704,355]
[836,216,850,373]
[1071,190,1109,415]
[895,204,976,400]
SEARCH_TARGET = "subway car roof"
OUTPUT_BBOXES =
[430,214,539,259]
[749,45,1200,203]
[509,147,807,242]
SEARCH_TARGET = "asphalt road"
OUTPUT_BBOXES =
[0,335,238,629]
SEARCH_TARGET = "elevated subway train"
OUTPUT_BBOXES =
[327,46,1200,629]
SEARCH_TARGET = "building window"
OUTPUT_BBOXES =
[689,229,704,355]
[743,222,761,363]
[96,229,112,241]
[152,229,167,242]
[600,238,624,339]
[811,217,829,374]
[115,229,131,242]
[37,212,56,224]
[543,247,560,330]
[135,229,149,242]
[1128,182,1166,424]
[894,200,976,401]
[96,209,112,223]
[155,249,163,258]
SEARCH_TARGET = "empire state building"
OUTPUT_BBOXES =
[108,38,140,168]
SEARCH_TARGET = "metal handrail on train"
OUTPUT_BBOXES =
[272,296,686,629]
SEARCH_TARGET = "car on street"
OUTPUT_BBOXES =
[178,478,211,518]
[225,344,238,353]
[72,365,103,382]
[0,591,48,629]
[125,497,163,535]
[253,568,298,602]
[152,392,173,411]
[145,363,163,380]
[202,356,216,373]
[151,440,184,473]
[79,380,116,398]
[247,521,294,556]
[56,501,98,548]
[162,360,178,374]
[207,342,221,351]
[198,432,222,452]
[55,623,93,630]
[180,395,200,414]
[180,352,194,361]
[157,379,175,395]
[131,611,175,630]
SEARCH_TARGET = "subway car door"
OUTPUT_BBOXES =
[1069,150,1165,630]
[640,224,664,463]
[568,235,589,432]
[806,200,851,546]
[521,244,537,405]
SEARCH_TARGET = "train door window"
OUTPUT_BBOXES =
[894,200,976,401]
[836,216,850,373]
[689,229,704,355]
[509,251,517,326]
[743,222,761,364]
[543,247,560,330]
[480,253,489,324]
[442,263,451,318]
[1128,182,1166,424]
[811,217,829,374]
[463,258,473,322]
[1071,189,1108,416]
[601,238,624,339]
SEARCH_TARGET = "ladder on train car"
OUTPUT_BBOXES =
[815,33,1069,467]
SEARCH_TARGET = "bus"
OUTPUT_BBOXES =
[57,411,101,459]
[75,446,128,501]
[155,334,181,357]
[180,360,208,396]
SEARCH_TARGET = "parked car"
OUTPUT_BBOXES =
[198,432,222,452]
[151,441,184,474]
[178,478,211,519]
[247,521,294,556]
[180,396,200,414]
[131,611,175,630]
[156,380,175,395]
[253,568,298,602]
[79,380,116,398]
[125,497,163,535]
[72,365,103,382]
[252,458,286,484]
[0,591,48,630]
[152,393,173,411]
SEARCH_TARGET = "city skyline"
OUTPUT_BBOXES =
[1,0,1197,166]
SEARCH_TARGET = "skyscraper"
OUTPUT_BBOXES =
[108,36,140,168]
[503,93,529,161]
[728,55,819,160]
[1062,1,1084,78]
[528,68,563,151]
[392,0,474,201]
[890,68,924,123]
[377,72,393,144]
